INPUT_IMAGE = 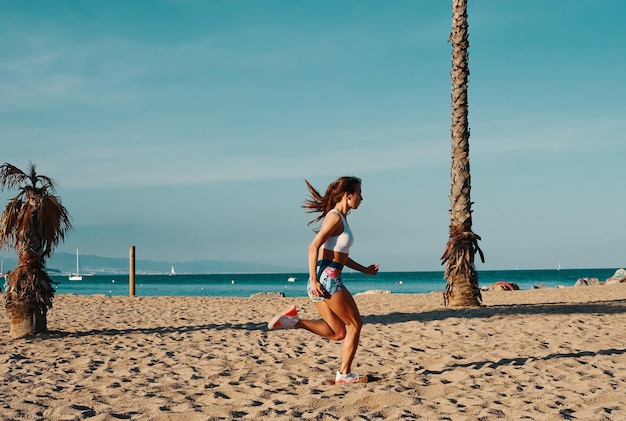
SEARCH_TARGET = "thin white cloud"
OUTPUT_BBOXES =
[468,108,626,157]
[33,135,446,190]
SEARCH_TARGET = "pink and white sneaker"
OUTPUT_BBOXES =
[267,305,300,330]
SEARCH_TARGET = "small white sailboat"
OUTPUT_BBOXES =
[69,249,83,281]
[169,265,176,276]
[1,259,8,292]
[287,277,297,282]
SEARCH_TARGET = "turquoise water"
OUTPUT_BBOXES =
[49,268,619,297]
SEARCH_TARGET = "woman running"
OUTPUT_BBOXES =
[268,176,379,384]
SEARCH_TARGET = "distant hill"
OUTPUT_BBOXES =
[0,252,298,275]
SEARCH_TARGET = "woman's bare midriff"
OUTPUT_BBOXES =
[318,248,349,265]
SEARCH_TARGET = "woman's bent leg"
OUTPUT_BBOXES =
[296,303,346,340]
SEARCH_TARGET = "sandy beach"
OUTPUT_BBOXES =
[1,284,626,420]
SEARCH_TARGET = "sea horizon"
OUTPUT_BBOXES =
[42,267,622,298]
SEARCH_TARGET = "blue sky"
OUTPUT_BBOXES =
[1,0,624,272]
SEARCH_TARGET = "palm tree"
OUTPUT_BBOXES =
[0,162,72,338]
[441,0,484,307]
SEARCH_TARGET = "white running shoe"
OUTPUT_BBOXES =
[335,371,360,384]
[267,305,299,330]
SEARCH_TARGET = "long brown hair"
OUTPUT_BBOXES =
[303,176,362,225]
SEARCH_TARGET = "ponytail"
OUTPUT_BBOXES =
[303,176,361,225]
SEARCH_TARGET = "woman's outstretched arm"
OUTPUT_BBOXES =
[345,258,379,275]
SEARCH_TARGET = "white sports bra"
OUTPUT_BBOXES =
[321,209,354,254]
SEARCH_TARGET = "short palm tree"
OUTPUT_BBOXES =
[441,0,484,306]
[0,162,72,338]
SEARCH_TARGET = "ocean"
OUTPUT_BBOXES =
[47,268,620,298]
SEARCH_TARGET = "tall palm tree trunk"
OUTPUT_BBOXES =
[441,0,484,307]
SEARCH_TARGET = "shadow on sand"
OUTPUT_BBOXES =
[29,299,626,340]
[362,299,626,325]
[422,347,626,376]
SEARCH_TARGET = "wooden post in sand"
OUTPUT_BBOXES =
[129,246,136,296]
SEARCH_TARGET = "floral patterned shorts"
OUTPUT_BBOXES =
[307,260,345,302]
